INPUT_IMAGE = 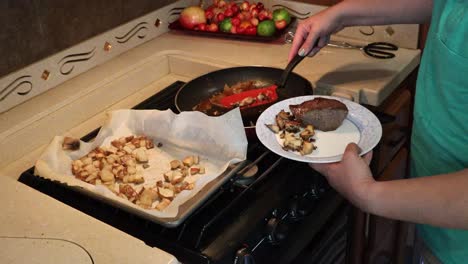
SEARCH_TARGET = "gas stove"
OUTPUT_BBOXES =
[18,81,349,264]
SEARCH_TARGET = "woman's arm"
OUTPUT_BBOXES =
[288,0,433,61]
[367,168,468,229]
[311,143,468,230]
[336,0,433,27]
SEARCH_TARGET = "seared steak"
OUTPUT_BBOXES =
[289,98,348,131]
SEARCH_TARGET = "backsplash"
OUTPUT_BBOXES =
[0,0,175,79]
[0,0,199,113]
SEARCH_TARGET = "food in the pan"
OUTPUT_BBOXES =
[266,98,348,156]
[193,80,276,116]
[70,135,206,211]
[289,98,348,132]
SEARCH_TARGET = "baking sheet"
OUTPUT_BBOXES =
[35,109,247,219]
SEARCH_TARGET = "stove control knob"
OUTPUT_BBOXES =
[289,198,305,221]
[266,218,289,245]
[289,196,315,221]
[234,247,255,264]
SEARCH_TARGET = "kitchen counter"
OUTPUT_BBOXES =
[0,175,178,264]
[0,26,420,263]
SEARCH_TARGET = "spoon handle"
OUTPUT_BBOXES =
[279,38,320,88]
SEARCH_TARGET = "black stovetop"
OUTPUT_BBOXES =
[19,81,348,264]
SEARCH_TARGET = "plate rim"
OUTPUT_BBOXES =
[255,95,382,163]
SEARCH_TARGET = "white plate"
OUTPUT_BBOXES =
[255,95,382,163]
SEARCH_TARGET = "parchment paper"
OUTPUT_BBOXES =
[35,108,247,218]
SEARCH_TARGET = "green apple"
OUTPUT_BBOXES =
[272,8,291,25]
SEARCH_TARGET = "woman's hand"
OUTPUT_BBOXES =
[310,143,375,210]
[288,6,344,62]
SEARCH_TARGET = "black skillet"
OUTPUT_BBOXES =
[175,52,313,139]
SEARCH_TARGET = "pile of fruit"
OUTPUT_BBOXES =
[178,0,292,37]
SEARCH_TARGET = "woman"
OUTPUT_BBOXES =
[288,0,468,263]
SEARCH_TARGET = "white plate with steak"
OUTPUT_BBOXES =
[256,95,382,163]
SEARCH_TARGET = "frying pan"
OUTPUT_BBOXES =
[175,65,313,139]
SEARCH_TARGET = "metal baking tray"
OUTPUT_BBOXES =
[18,81,248,228]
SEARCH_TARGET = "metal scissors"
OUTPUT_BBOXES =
[327,40,398,59]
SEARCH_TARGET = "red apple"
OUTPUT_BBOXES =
[205,9,214,20]
[231,5,239,14]
[198,23,207,31]
[224,8,234,17]
[217,13,225,22]
[179,6,207,29]
[231,17,241,26]
[258,12,266,21]
[245,26,257,35]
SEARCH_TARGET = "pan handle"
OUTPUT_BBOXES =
[279,38,320,88]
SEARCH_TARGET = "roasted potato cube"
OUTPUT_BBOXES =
[100,169,115,182]
[155,198,171,211]
[170,160,182,170]
[283,132,303,151]
[183,156,194,167]
[193,155,200,165]
[171,171,184,185]
[119,184,138,201]
[158,188,174,199]
[134,148,148,163]
[300,141,314,155]
[138,188,158,208]
[299,129,314,141]
[305,124,315,132]
[163,171,173,182]
[111,140,124,149]
[146,140,155,149]
[199,166,205,174]
[81,157,93,166]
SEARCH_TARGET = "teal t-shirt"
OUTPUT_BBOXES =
[410,0,468,263]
